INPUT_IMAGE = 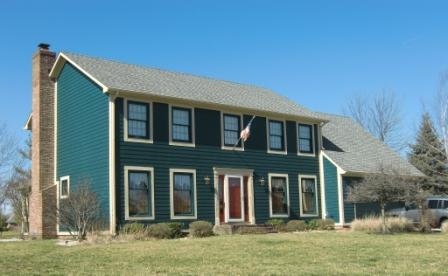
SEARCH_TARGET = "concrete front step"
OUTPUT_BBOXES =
[213,224,276,235]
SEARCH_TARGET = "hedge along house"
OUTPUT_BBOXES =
[319,113,423,226]
[26,44,421,237]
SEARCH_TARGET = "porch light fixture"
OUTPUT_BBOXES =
[204,175,211,186]
[258,176,265,186]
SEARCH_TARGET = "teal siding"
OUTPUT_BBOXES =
[57,63,110,226]
[323,157,339,223]
[116,98,322,226]
[342,177,403,223]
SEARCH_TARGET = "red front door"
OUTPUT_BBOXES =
[225,175,244,222]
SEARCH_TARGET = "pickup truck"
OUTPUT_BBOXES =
[387,196,448,229]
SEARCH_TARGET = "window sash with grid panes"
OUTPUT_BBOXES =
[173,172,194,216]
[298,124,313,154]
[128,101,149,139]
[269,120,284,151]
[128,171,152,218]
[223,114,241,147]
[172,107,192,142]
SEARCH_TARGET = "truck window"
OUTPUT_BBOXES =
[443,200,448,209]
[428,200,439,209]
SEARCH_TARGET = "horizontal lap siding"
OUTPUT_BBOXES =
[116,99,321,226]
[57,63,110,226]
[323,157,340,223]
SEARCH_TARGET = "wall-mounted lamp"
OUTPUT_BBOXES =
[258,176,265,186]
[204,175,211,186]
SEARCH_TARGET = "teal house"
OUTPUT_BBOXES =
[26,45,421,237]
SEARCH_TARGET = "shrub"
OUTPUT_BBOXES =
[352,216,414,234]
[266,219,286,232]
[167,222,183,238]
[306,219,319,230]
[286,220,307,232]
[306,219,335,231]
[148,223,172,239]
[317,219,336,230]
[189,221,214,238]
[121,223,147,235]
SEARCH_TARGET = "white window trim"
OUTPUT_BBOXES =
[221,112,244,151]
[123,98,154,144]
[266,118,288,155]
[124,166,155,221]
[60,176,70,199]
[297,123,316,157]
[298,174,319,217]
[169,105,196,147]
[268,173,290,218]
[170,168,197,220]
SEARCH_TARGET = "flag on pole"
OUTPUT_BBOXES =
[232,115,256,150]
[240,115,255,142]
[240,123,251,142]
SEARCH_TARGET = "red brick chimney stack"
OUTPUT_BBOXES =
[28,43,57,238]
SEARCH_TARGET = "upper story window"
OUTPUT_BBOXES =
[268,120,286,153]
[124,99,152,143]
[298,124,314,155]
[171,106,194,145]
[222,113,242,149]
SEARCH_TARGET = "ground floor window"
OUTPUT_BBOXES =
[299,175,318,216]
[170,169,197,219]
[124,166,154,220]
[60,176,70,199]
[269,174,289,217]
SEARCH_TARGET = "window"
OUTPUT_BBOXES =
[124,166,154,220]
[127,101,150,139]
[171,107,193,144]
[443,200,448,209]
[268,120,285,152]
[428,200,441,209]
[170,169,197,219]
[60,176,70,199]
[298,124,314,155]
[269,174,289,217]
[222,113,242,148]
[299,175,318,216]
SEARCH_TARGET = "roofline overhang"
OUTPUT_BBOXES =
[49,52,328,124]
[49,53,109,92]
[109,88,327,124]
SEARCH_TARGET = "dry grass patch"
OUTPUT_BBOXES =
[351,216,414,233]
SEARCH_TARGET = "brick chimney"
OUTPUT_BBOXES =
[28,43,57,238]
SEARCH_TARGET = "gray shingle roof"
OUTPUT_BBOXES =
[59,52,325,121]
[320,113,423,176]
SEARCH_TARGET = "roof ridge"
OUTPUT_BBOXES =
[62,51,277,93]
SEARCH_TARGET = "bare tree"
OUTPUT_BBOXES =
[348,166,409,234]
[437,72,448,159]
[57,182,101,241]
[3,137,31,236]
[344,90,404,152]
[0,124,17,212]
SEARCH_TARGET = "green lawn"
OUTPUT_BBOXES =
[0,232,446,275]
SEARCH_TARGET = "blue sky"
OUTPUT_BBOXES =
[1,0,448,145]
